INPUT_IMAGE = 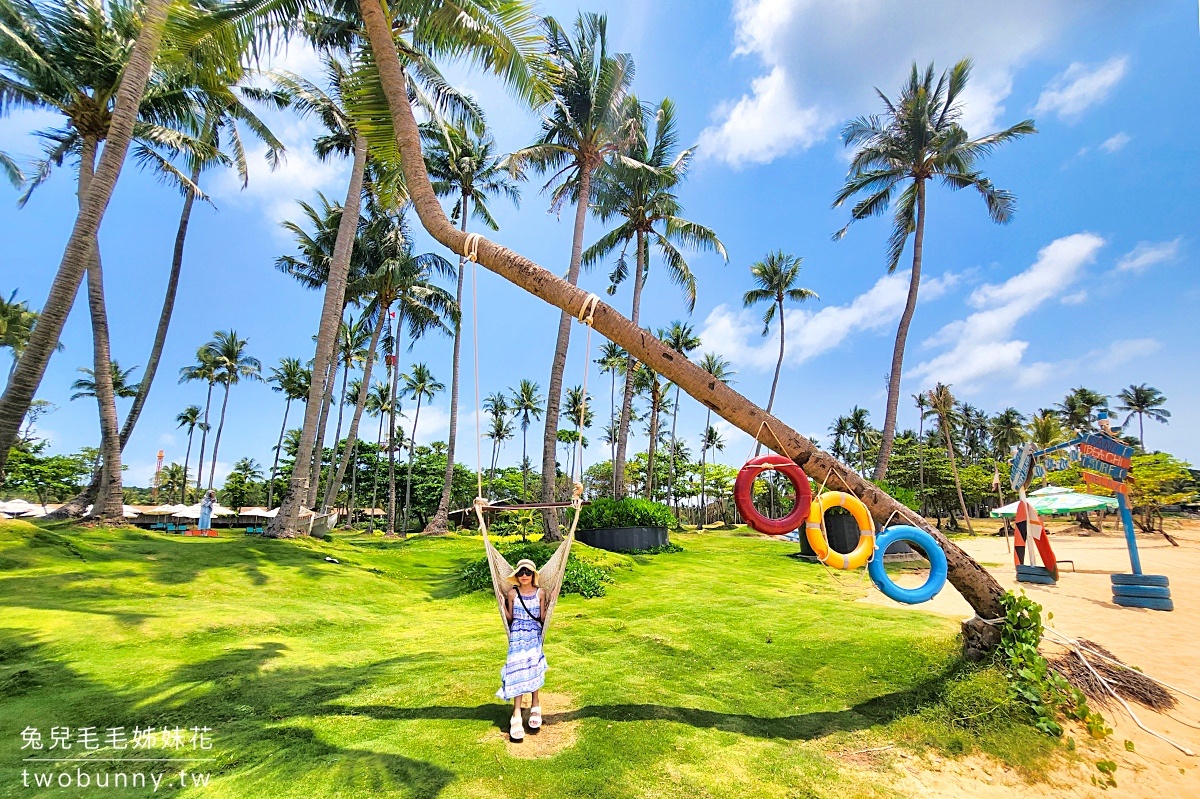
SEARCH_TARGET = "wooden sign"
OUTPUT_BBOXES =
[1083,471,1128,495]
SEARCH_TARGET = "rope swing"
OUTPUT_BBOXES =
[464,235,599,639]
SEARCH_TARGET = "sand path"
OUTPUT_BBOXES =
[855,521,1200,797]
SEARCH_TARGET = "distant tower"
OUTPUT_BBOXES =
[152,450,164,501]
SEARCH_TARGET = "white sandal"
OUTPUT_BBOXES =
[509,714,525,742]
[528,706,542,731]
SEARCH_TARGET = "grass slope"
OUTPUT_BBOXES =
[0,520,1053,798]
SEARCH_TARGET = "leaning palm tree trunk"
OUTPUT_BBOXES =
[320,357,352,510]
[423,200,468,535]
[326,313,384,512]
[207,384,232,490]
[873,181,925,480]
[538,167,592,541]
[267,134,367,536]
[359,3,1007,631]
[0,0,171,474]
[941,415,975,535]
[121,162,202,451]
[308,356,338,506]
[612,231,644,498]
[268,399,291,507]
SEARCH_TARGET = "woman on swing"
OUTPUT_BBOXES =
[499,558,547,742]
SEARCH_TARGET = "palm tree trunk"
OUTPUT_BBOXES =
[401,395,422,536]
[326,311,384,512]
[194,380,214,493]
[614,230,645,498]
[645,395,659,500]
[538,166,592,540]
[873,179,926,481]
[668,383,682,515]
[74,136,124,524]
[268,398,291,507]
[387,346,400,537]
[182,427,195,504]
[700,410,711,526]
[120,161,201,450]
[320,356,352,511]
[0,0,170,473]
[1138,412,1145,450]
[520,424,529,499]
[609,370,617,492]
[423,196,470,535]
[917,413,926,516]
[268,133,367,536]
[371,412,385,522]
[207,383,232,490]
[755,297,787,458]
[941,415,974,535]
[308,355,337,506]
[358,7,1008,630]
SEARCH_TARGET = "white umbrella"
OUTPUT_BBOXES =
[0,498,38,516]
[122,505,140,519]
[143,504,181,515]
[173,505,203,519]
[240,507,272,518]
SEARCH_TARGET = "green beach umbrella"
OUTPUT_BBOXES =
[990,490,1118,518]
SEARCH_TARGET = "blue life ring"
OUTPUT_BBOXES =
[867,526,948,604]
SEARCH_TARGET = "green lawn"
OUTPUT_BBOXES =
[0,520,1054,798]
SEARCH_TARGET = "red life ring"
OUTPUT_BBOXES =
[733,455,813,535]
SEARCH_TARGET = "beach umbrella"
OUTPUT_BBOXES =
[0,498,38,516]
[1029,486,1072,496]
[143,504,181,515]
[122,505,141,519]
[991,490,1117,518]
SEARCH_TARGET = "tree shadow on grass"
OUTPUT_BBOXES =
[0,630,455,798]
[326,666,957,742]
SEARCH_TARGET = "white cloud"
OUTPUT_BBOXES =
[911,232,1106,390]
[1020,338,1160,388]
[698,271,959,371]
[1115,237,1181,273]
[1033,56,1128,120]
[1060,290,1088,305]
[1100,132,1131,153]
[701,0,1083,166]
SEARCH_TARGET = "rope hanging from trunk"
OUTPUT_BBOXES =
[465,235,600,638]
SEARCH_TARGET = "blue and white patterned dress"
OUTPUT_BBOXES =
[498,587,547,700]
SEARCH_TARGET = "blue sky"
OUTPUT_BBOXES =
[2,0,1197,488]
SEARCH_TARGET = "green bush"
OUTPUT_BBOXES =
[459,541,613,598]
[578,497,675,530]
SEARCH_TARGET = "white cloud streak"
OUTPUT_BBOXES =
[1115,237,1181,273]
[911,233,1106,390]
[1033,56,1129,120]
[701,0,1084,166]
[1100,132,1131,153]
[698,271,959,371]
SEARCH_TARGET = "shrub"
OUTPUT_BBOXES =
[579,497,674,530]
[459,541,613,598]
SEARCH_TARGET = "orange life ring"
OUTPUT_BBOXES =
[733,455,813,535]
[804,491,875,569]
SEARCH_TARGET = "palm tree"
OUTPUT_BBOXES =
[1116,384,1170,450]
[422,121,521,533]
[695,354,736,512]
[990,407,1027,459]
[833,59,1036,481]
[356,0,1017,622]
[561,384,595,485]
[595,341,627,492]
[203,330,262,490]
[1027,409,1067,452]
[742,251,818,428]
[158,462,186,505]
[0,290,56,382]
[509,379,544,499]
[660,322,701,513]
[266,358,310,507]
[69,362,140,401]
[320,314,371,510]
[324,205,455,514]
[584,96,727,497]
[913,392,930,515]
[632,365,671,499]
[179,347,219,494]
[0,0,175,481]
[509,12,635,532]
[1056,386,1109,435]
[699,424,725,526]
[482,391,511,494]
[400,363,444,535]
[845,406,877,477]
[364,379,391,524]
[925,383,973,533]
[266,56,371,533]
[828,415,853,465]
[174,405,203,504]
